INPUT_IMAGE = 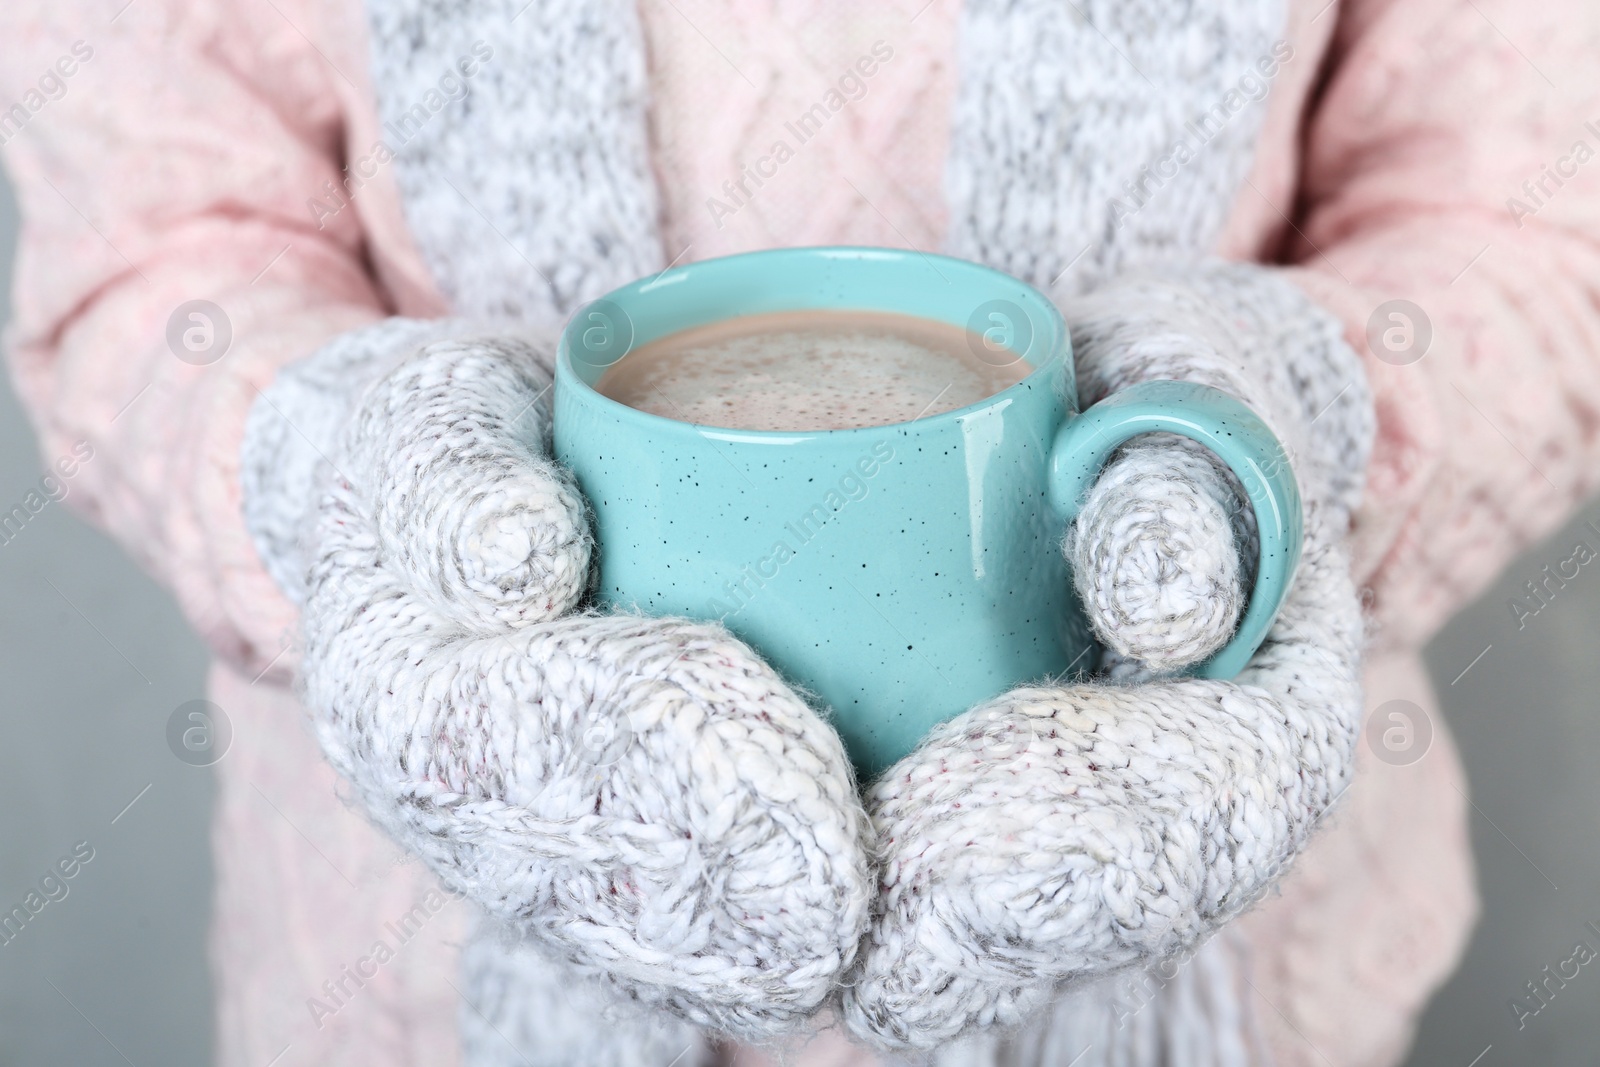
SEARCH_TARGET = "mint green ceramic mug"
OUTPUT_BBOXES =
[553,247,1301,780]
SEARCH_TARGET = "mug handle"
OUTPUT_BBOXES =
[1046,379,1303,679]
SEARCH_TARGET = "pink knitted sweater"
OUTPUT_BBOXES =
[3,0,1598,1063]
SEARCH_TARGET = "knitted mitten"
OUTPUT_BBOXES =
[241,320,876,1050]
[841,262,1375,1051]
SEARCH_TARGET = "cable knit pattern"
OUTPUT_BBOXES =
[364,0,664,321]
[843,508,1362,1049]
[638,0,957,260]
[295,339,874,1041]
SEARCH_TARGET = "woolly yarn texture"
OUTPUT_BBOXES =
[843,508,1363,1048]
[241,317,472,604]
[944,0,1281,298]
[1063,263,1374,683]
[242,279,1368,1066]
[1070,436,1255,675]
[236,0,1376,1060]
[364,0,664,323]
[295,335,876,1040]
[832,261,1371,1055]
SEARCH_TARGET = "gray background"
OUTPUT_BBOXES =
[0,170,1596,1066]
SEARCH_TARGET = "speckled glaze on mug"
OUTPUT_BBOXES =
[554,247,1301,780]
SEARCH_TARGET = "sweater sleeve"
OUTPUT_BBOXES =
[1283,0,1600,649]
[0,1,388,679]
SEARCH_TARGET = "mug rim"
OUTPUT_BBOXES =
[555,245,1071,443]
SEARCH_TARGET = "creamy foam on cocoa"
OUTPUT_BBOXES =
[594,310,1031,431]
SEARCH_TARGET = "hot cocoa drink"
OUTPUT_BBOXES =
[594,309,1030,431]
